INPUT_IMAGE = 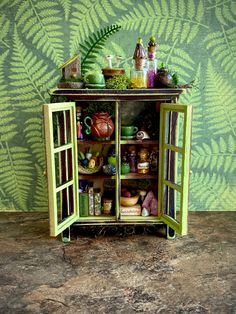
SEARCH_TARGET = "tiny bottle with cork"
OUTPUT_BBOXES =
[128,145,137,173]
[147,36,157,88]
[130,38,147,88]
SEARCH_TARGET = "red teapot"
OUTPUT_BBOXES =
[84,112,114,140]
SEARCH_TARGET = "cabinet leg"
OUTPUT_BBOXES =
[166,225,175,240]
[61,227,71,242]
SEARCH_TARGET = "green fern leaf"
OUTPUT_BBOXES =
[24,117,46,168]
[80,25,121,74]
[205,59,236,136]
[110,0,132,10]
[219,185,236,211]
[70,0,123,55]
[58,0,71,21]
[192,136,236,174]
[0,187,16,211]
[9,27,58,112]
[158,44,195,81]
[118,0,208,43]
[0,51,17,142]
[190,171,228,210]
[0,14,10,49]
[15,0,63,65]
[205,26,236,79]
[32,164,48,211]
[0,144,33,211]
[207,1,236,25]
[180,64,206,144]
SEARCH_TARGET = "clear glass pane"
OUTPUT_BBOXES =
[54,148,73,188]
[164,111,184,148]
[56,185,75,224]
[120,101,159,140]
[53,110,71,148]
[177,112,184,148]
[164,149,182,186]
[163,185,181,224]
[177,152,183,186]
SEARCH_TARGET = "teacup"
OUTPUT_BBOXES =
[85,73,105,85]
[121,125,138,137]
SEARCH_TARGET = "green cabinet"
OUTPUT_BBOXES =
[44,89,192,239]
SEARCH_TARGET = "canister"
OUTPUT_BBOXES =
[103,198,112,215]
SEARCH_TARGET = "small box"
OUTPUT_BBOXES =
[88,187,94,216]
[79,192,89,217]
[120,204,141,216]
[94,191,102,216]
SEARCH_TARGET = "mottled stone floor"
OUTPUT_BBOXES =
[0,212,235,314]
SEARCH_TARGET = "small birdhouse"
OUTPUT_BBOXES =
[59,53,81,80]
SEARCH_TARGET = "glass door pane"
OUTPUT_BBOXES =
[44,102,79,236]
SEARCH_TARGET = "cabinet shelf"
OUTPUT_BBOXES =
[78,174,115,180]
[120,139,158,145]
[78,172,158,180]
[120,172,158,179]
[78,140,115,145]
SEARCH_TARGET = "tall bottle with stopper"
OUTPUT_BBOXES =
[130,38,147,88]
[147,36,157,88]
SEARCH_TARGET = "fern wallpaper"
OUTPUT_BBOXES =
[0,0,235,212]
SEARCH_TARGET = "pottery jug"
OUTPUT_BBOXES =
[84,112,114,140]
[155,68,172,87]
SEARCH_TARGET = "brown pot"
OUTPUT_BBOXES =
[84,112,114,139]
[155,69,173,87]
[102,68,125,80]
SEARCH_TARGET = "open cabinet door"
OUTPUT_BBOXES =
[158,103,192,236]
[44,102,79,237]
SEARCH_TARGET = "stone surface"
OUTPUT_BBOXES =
[0,212,235,313]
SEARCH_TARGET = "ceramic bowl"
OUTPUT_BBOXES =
[103,164,116,176]
[120,194,139,207]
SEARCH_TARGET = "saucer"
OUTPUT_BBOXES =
[121,135,135,139]
[85,83,105,89]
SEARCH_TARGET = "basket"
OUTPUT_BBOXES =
[78,157,103,175]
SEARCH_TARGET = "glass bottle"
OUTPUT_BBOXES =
[130,67,147,88]
[128,147,137,173]
[147,59,157,88]
[147,36,157,88]
[137,148,150,174]
[76,106,83,140]
[150,147,158,172]
[131,38,147,88]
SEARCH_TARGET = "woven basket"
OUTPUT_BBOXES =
[78,157,103,175]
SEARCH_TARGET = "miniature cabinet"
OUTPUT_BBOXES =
[44,89,192,240]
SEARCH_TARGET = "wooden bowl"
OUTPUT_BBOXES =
[102,68,125,79]
[120,194,139,207]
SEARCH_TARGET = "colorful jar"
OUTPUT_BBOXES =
[130,68,147,88]
[103,199,112,215]
[137,148,149,174]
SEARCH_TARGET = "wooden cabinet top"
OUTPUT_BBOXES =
[49,88,185,101]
